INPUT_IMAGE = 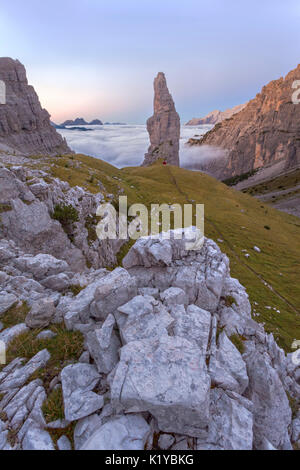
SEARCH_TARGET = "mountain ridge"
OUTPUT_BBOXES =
[186,103,247,126]
[188,64,300,180]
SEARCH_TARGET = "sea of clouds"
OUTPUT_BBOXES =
[58,124,217,168]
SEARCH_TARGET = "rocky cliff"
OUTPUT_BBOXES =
[142,72,180,167]
[188,64,300,179]
[0,58,70,155]
[186,103,247,126]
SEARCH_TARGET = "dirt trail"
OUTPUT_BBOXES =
[166,166,300,316]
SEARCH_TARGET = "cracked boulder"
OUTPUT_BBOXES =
[90,268,137,321]
[86,314,121,374]
[117,295,173,344]
[209,332,249,394]
[61,363,104,421]
[81,414,150,450]
[244,350,292,450]
[25,298,56,329]
[111,335,211,437]
[197,389,253,450]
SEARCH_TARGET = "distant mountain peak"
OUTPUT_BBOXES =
[185,103,247,126]
[60,117,103,126]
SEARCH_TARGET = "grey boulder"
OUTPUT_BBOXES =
[0,292,17,315]
[25,298,56,328]
[80,414,150,450]
[61,363,104,421]
[111,335,211,437]
[117,295,173,344]
[86,314,121,374]
[90,268,137,321]
[209,332,248,394]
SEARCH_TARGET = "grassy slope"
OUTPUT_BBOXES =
[22,154,300,351]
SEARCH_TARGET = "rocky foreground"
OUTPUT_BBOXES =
[0,203,299,449]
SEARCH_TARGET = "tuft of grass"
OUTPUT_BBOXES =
[0,301,30,329]
[7,428,18,447]
[116,239,135,267]
[85,214,100,245]
[68,284,85,296]
[2,324,84,390]
[0,203,12,213]
[216,326,225,343]
[229,334,245,354]
[42,387,64,423]
[287,393,299,419]
[0,410,7,421]
[223,295,237,307]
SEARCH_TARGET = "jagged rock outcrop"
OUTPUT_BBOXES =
[0,165,124,271]
[0,58,70,155]
[188,64,300,179]
[186,103,247,126]
[0,228,299,450]
[142,72,180,167]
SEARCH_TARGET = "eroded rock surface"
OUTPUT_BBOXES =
[0,228,298,450]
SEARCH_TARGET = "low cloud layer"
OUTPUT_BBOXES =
[180,144,228,170]
[58,124,222,169]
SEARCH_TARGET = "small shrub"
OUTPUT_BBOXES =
[68,284,85,296]
[287,393,299,419]
[224,295,237,307]
[222,169,258,187]
[229,334,245,354]
[85,214,100,245]
[264,225,271,230]
[52,204,79,242]
[52,204,79,225]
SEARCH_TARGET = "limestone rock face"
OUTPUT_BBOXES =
[0,58,70,155]
[81,414,150,451]
[143,72,180,166]
[111,335,211,438]
[189,64,300,179]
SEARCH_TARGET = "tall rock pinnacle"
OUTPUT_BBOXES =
[0,57,70,155]
[142,72,180,166]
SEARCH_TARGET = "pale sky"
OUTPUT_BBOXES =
[0,0,299,123]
